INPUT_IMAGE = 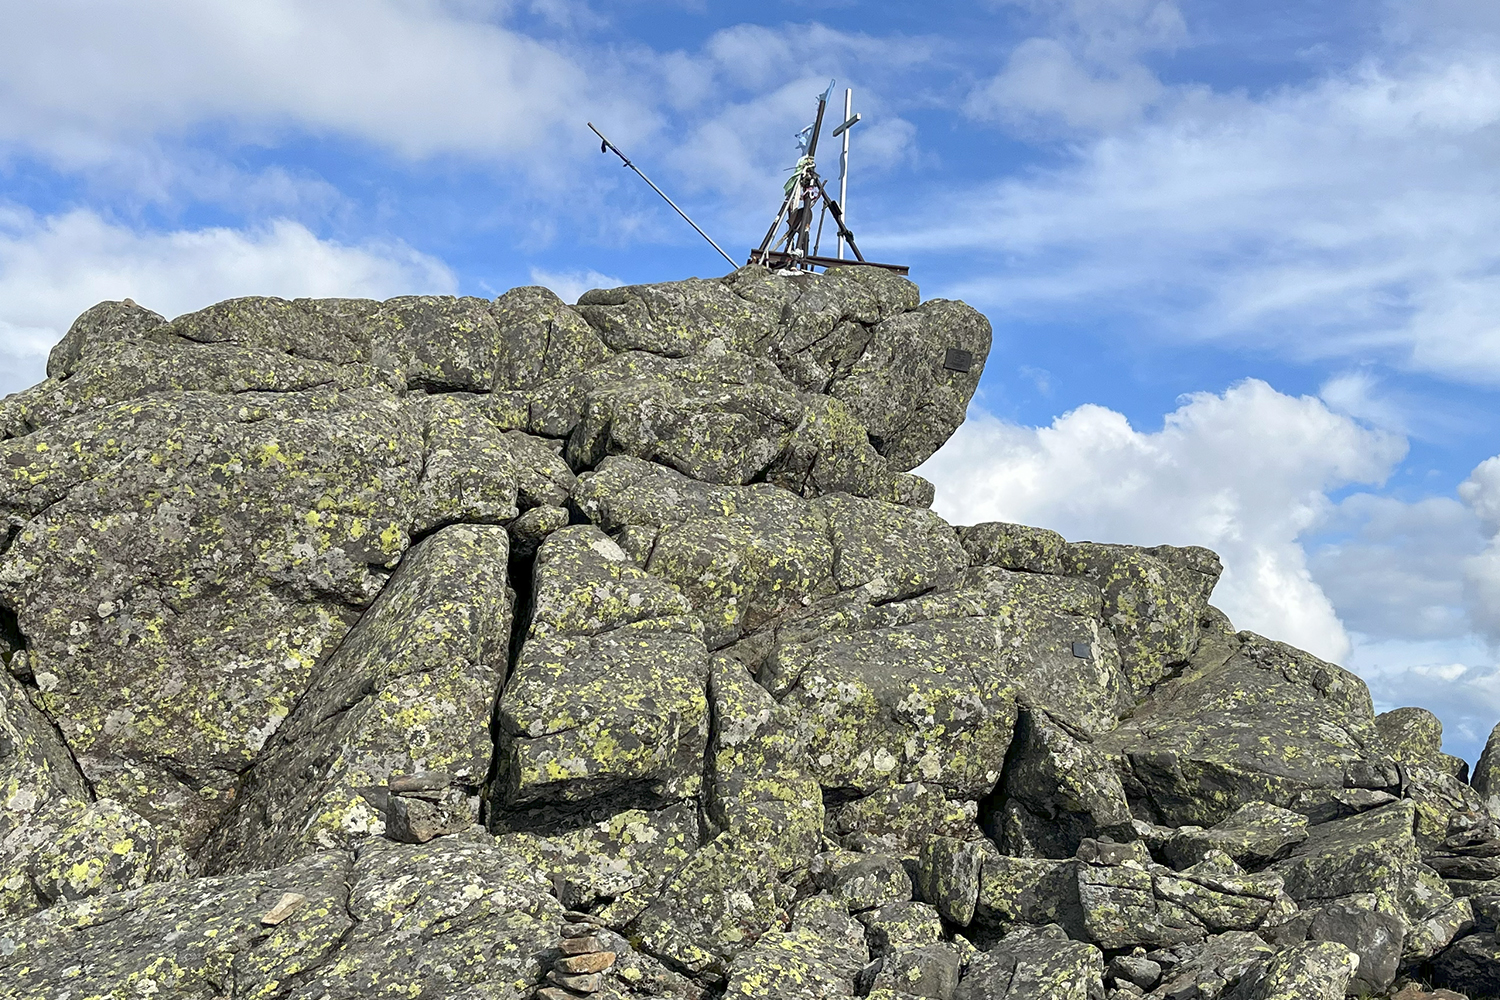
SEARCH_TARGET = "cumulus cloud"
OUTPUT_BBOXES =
[968,0,1186,130]
[0,208,455,397]
[917,379,1406,661]
[0,0,615,166]
[1462,456,1500,641]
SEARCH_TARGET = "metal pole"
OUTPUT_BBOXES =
[587,122,738,269]
[839,89,851,259]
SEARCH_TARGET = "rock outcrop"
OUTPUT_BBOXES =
[0,266,1495,1000]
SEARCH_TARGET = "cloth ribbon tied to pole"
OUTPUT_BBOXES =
[784,155,815,195]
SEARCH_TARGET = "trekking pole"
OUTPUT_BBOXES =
[588,123,738,268]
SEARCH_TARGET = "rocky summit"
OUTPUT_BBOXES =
[0,266,1498,1000]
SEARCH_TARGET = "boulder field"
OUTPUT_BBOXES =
[0,265,1497,1000]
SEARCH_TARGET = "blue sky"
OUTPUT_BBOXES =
[2,0,1498,759]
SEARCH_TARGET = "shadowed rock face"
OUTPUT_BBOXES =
[0,270,1493,1000]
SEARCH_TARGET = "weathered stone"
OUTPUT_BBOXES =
[724,892,869,998]
[1,387,423,854]
[1378,706,1446,764]
[707,653,823,875]
[974,852,1082,935]
[959,522,1069,575]
[835,855,913,913]
[861,900,946,956]
[1105,632,1383,829]
[997,707,1135,859]
[761,566,1128,802]
[1163,802,1308,871]
[628,832,786,980]
[1473,721,1500,820]
[494,525,708,814]
[1062,542,1222,691]
[46,298,171,378]
[917,835,987,926]
[1107,953,1160,989]
[201,523,512,871]
[1147,930,1272,1000]
[26,797,160,905]
[0,836,562,999]
[1273,801,1420,904]
[1304,899,1404,994]
[384,786,475,843]
[830,783,982,857]
[954,924,1104,1000]
[1234,941,1358,1000]
[489,284,612,388]
[868,942,963,999]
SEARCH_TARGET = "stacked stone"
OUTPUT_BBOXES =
[535,914,618,1000]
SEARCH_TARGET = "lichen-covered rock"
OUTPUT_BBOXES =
[954,923,1104,1000]
[1433,930,1500,998]
[1304,899,1405,994]
[26,797,161,905]
[0,835,562,1000]
[996,708,1135,859]
[1,387,424,853]
[0,668,93,917]
[861,900,946,956]
[918,836,989,926]
[627,831,788,981]
[1234,940,1358,1000]
[836,854,914,913]
[829,783,982,857]
[974,852,1083,935]
[707,652,823,875]
[1104,631,1383,828]
[1062,543,1222,691]
[865,942,963,999]
[494,526,709,815]
[1162,802,1308,871]
[758,566,1128,802]
[201,523,513,872]
[1273,801,1420,905]
[6,277,1485,999]
[959,522,1069,576]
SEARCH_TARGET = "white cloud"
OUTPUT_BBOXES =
[528,266,623,304]
[1461,456,1500,642]
[1346,634,1500,762]
[895,41,1500,386]
[969,0,1185,130]
[0,0,617,167]
[1309,493,1481,641]
[0,208,455,397]
[917,379,1406,661]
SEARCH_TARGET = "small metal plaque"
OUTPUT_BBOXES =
[1071,642,1091,659]
[943,348,973,373]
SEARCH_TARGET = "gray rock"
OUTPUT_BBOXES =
[1063,542,1222,691]
[1434,930,1500,998]
[959,521,1069,575]
[1306,899,1405,993]
[997,708,1136,859]
[869,942,963,999]
[0,837,562,999]
[1473,721,1500,819]
[1105,632,1384,829]
[1163,802,1308,871]
[1107,954,1161,990]
[1231,941,1358,1000]
[862,900,946,956]
[836,855,914,913]
[918,835,988,926]
[955,924,1104,1000]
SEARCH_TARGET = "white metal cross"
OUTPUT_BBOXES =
[832,89,861,260]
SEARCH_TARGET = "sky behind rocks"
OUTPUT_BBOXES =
[2,0,1497,758]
